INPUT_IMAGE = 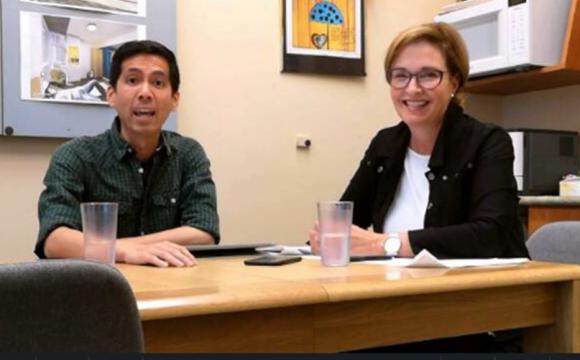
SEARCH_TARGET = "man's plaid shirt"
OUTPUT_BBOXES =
[35,118,219,258]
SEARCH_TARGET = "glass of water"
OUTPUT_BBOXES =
[81,202,118,265]
[317,201,353,267]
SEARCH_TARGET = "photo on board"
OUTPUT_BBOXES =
[21,0,146,17]
[20,11,146,105]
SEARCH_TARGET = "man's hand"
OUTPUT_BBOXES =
[116,240,197,267]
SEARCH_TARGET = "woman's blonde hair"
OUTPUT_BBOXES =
[384,23,469,106]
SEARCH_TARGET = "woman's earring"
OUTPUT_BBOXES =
[451,93,455,98]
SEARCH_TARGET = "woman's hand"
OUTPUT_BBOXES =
[309,223,394,256]
[349,225,386,255]
[350,227,414,256]
[308,222,321,254]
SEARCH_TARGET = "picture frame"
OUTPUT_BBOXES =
[21,0,147,17]
[20,11,146,105]
[282,0,365,76]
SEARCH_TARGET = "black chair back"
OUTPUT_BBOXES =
[526,221,580,264]
[0,259,144,352]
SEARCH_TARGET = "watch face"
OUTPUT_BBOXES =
[385,237,401,254]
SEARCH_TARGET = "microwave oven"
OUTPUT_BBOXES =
[508,129,579,195]
[435,0,571,78]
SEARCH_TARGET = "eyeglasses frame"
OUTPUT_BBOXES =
[386,67,449,90]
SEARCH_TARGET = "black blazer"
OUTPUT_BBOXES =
[341,102,528,259]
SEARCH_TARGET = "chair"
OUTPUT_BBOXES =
[0,260,144,352]
[526,221,580,264]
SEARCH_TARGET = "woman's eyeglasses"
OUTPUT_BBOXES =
[387,68,447,89]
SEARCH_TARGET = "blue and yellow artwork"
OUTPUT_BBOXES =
[310,1,344,25]
[292,0,356,52]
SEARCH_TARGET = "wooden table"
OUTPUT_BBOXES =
[117,257,580,353]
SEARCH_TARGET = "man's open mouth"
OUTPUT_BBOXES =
[133,109,156,116]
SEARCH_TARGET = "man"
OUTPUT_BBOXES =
[35,40,219,267]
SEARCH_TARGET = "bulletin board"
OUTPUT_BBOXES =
[0,0,177,138]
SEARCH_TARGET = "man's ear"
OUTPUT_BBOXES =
[171,91,180,112]
[106,86,116,107]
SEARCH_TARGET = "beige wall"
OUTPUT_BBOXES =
[464,94,503,125]
[0,0,462,262]
[0,138,63,262]
[500,85,580,132]
[466,85,580,133]
[176,0,449,246]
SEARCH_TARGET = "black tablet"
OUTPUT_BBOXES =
[186,243,275,257]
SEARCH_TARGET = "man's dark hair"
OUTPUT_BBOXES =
[109,40,180,94]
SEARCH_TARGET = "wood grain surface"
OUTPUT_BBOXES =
[117,257,580,353]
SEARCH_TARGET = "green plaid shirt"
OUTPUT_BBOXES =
[35,118,220,258]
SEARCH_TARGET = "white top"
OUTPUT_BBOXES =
[383,148,430,233]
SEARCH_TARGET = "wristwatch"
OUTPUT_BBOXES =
[383,233,401,257]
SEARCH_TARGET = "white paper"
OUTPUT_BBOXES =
[364,249,529,268]
[256,245,312,256]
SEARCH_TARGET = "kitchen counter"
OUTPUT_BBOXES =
[520,196,580,206]
[519,196,580,235]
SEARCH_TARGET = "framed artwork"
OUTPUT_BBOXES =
[282,0,365,76]
[20,11,145,105]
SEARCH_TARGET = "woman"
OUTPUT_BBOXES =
[309,22,528,352]
[311,22,528,261]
